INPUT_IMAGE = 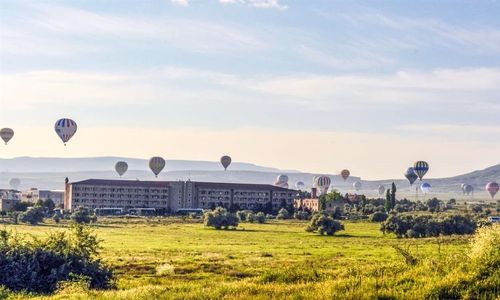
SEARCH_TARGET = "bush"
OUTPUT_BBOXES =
[255,212,266,224]
[0,225,114,294]
[294,210,311,220]
[71,207,97,224]
[203,207,239,230]
[381,213,477,238]
[276,208,290,220]
[370,211,388,222]
[306,213,344,236]
[19,206,45,225]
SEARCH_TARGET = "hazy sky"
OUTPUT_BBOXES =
[0,0,499,179]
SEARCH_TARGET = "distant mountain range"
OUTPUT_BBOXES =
[1,157,498,201]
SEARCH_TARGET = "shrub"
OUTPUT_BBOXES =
[255,212,266,224]
[306,213,344,236]
[0,225,114,294]
[276,208,290,220]
[294,210,311,220]
[19,206,45,225]
[71,207,96,224]
[203,207,239,230]
[370,211,388,222]
[381,213,477,238]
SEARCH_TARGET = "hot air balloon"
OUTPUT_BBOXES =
[0,128,14,145]
[277,174,289,184]
[115,161,128,177]
[220,155,232,171]
[463,184,474,196]
[404,167,418,185]
[295,181,305,190]
[149,157,166,177]
[9,178,20,190]
[378,185,385,196]
[460,183,466,194]
[54,118,77,146]
[486,182,499,199]
[340,169,350,181]
[420,182,431,194]
[413,161,429,180]
[315,176,331,195]
[353,181,362,192]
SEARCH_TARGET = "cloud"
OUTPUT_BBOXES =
[336,11,500,54]
[170,0,190,6]
[219,0,288,10]
[0,4,267,57]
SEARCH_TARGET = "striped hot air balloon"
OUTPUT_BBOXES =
[54,118,77,146]
[0,128,14,145]
[315,176,331,196]
[413,161,429,181]
[149,157,166,177]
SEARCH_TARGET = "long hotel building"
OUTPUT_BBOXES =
[65,179,297,213]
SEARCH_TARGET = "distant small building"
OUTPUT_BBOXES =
[22,188,65,206]
[294,187,343,213]
[0,189,21,211]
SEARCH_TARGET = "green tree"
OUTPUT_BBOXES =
[71,207,96,224]
[203,207,239,230]
[19,206,45,225]
[276,208,290,219]
[306,213,344,236]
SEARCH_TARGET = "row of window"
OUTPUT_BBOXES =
[73,199,168,205]
[73,186,168,193]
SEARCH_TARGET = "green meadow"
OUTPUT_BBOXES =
[2,218,490,299]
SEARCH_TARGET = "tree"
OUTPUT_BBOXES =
[12,201,32,212]
[391,182,397,209]
[306,213,344,236]
[203,207,239,230]
[71,207,96,224]
[276,208,290,220]
[255,212,266,224]
[370,211,388,222]
[385,189,392,212]
[426,198,441,213]
[19,206,45,225]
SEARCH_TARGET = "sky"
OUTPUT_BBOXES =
[0,0,499,179]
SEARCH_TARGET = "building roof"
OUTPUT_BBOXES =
[70,179,296,192]
[71,179,171,188]
[191,181,296,192]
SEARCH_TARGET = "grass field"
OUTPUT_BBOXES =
[2,218,483,299]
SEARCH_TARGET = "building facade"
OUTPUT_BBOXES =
[22,188,65,206]
[0,189,21,211]
[65,179,296,213]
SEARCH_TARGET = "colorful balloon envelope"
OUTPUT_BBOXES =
[220,155,232,171]
[420,182,431,194]
[486,182,499,199]
[413,161,429,180]
[315,176,331,195]
[54,118,77,146]
[115,161,128,177]
[312,175,319,188]
[404,167,418,185]
[0,128,14,145]
[149,157,166,177]
[340,169,350,181]
[276,174,289,184]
